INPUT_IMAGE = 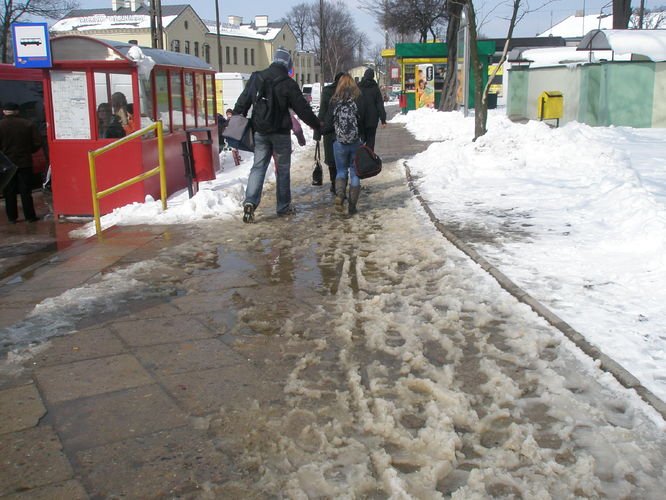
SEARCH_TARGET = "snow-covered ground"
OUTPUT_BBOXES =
[395,108,666,404]
[69,107,666,406]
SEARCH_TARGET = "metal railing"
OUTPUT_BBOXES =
[88,121,167,237]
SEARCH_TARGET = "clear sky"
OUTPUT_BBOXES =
[60,0,661,46]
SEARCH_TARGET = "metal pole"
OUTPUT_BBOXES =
[320,0,325,82]
[155,0,163,49]
[215,0,223,72]
[149,0,157,48]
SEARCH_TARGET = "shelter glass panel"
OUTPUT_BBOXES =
[183,71,195,127]
[155,70,170,131]
[195,72,205,126]
[205,74,215,125]
[171,71,184,129]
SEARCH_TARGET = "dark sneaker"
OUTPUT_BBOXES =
[242,203,255,223]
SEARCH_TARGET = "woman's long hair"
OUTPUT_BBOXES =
[332,73,360,102]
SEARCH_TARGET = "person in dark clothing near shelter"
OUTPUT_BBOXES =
[0,102,42,223]
[314,71,344,194]
[234,48,321,222]
[358,68,387,151]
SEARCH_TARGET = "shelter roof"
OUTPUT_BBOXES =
[577,29,666,61]
[50,36,213,70]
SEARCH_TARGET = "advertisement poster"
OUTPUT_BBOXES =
[416,64,435,109]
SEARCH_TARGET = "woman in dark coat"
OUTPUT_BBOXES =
[358,68,387,151]
[314,72,344,193]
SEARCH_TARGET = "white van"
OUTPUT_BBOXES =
[215,72,250,114]
[302,82,321,111]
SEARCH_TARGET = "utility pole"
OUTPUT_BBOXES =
[320,0,326,82]
[384,0,389,91]
[215,0,223,71]
[149,0,164,49]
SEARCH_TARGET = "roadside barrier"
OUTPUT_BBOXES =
[88,121,167,237]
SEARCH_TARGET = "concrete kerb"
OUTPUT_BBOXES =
[404,161,666,421]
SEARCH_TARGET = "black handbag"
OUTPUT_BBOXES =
[354,145,382,179]
[312,141,323,186]
[0,151,18,192]
[222,114,254,152]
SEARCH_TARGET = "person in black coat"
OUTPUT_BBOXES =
[234,48,321,222]
[313,72,344,193]
[358,68,387,151]
[0,102,41,223]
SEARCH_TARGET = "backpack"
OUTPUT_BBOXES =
[333,99,359,144]
[251,73,288,134]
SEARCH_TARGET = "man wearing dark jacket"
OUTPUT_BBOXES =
[313,72,344,193]
[358,68,387,151]
[0,102,41,223]
[234,48,320,222]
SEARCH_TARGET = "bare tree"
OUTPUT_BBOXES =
[439,0,464,112]
[311,0,361,80]
[613,0,632,29]
[630,6,666,28]
[362,0,448,43]
[1,0,77,63]
[281,2,313,50]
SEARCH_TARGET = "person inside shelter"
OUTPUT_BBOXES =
[111,91,134,135]
[97,102,125,139]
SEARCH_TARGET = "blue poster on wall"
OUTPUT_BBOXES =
[11,22,52,69]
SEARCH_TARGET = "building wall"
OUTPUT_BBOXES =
[507,61,666,128]
[163,7,209,59]
[652,64,666,127]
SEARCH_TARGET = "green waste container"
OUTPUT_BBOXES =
[487,92,498,109]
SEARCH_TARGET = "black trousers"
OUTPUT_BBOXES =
[3,168,36,222]
[363,126,378,151]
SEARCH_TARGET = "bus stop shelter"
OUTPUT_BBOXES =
[44,36,218,217]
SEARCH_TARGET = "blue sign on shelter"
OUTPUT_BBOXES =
[12,22,52,68]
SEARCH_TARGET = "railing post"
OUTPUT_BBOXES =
[88,150,102,237]
[157,122,167,211]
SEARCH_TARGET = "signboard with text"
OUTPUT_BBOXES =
[12,23,52,69]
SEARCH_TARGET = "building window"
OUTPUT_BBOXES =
[233,47,237,65]
[307,74,311,83]
[171,40,180,52]
[244,48,248,65]
[184,41,190,54]
[204,44,210,63]
[225,46,230,65]
[251,48,255,66]
[184,20,189,30]
[194,41,199,57]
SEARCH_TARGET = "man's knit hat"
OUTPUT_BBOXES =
[273,48,293,71]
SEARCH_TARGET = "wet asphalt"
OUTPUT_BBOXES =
[0,112,664,498]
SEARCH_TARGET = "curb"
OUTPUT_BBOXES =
[403,161,666,421]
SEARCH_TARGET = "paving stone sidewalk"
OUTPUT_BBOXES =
[1,112,664,498]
